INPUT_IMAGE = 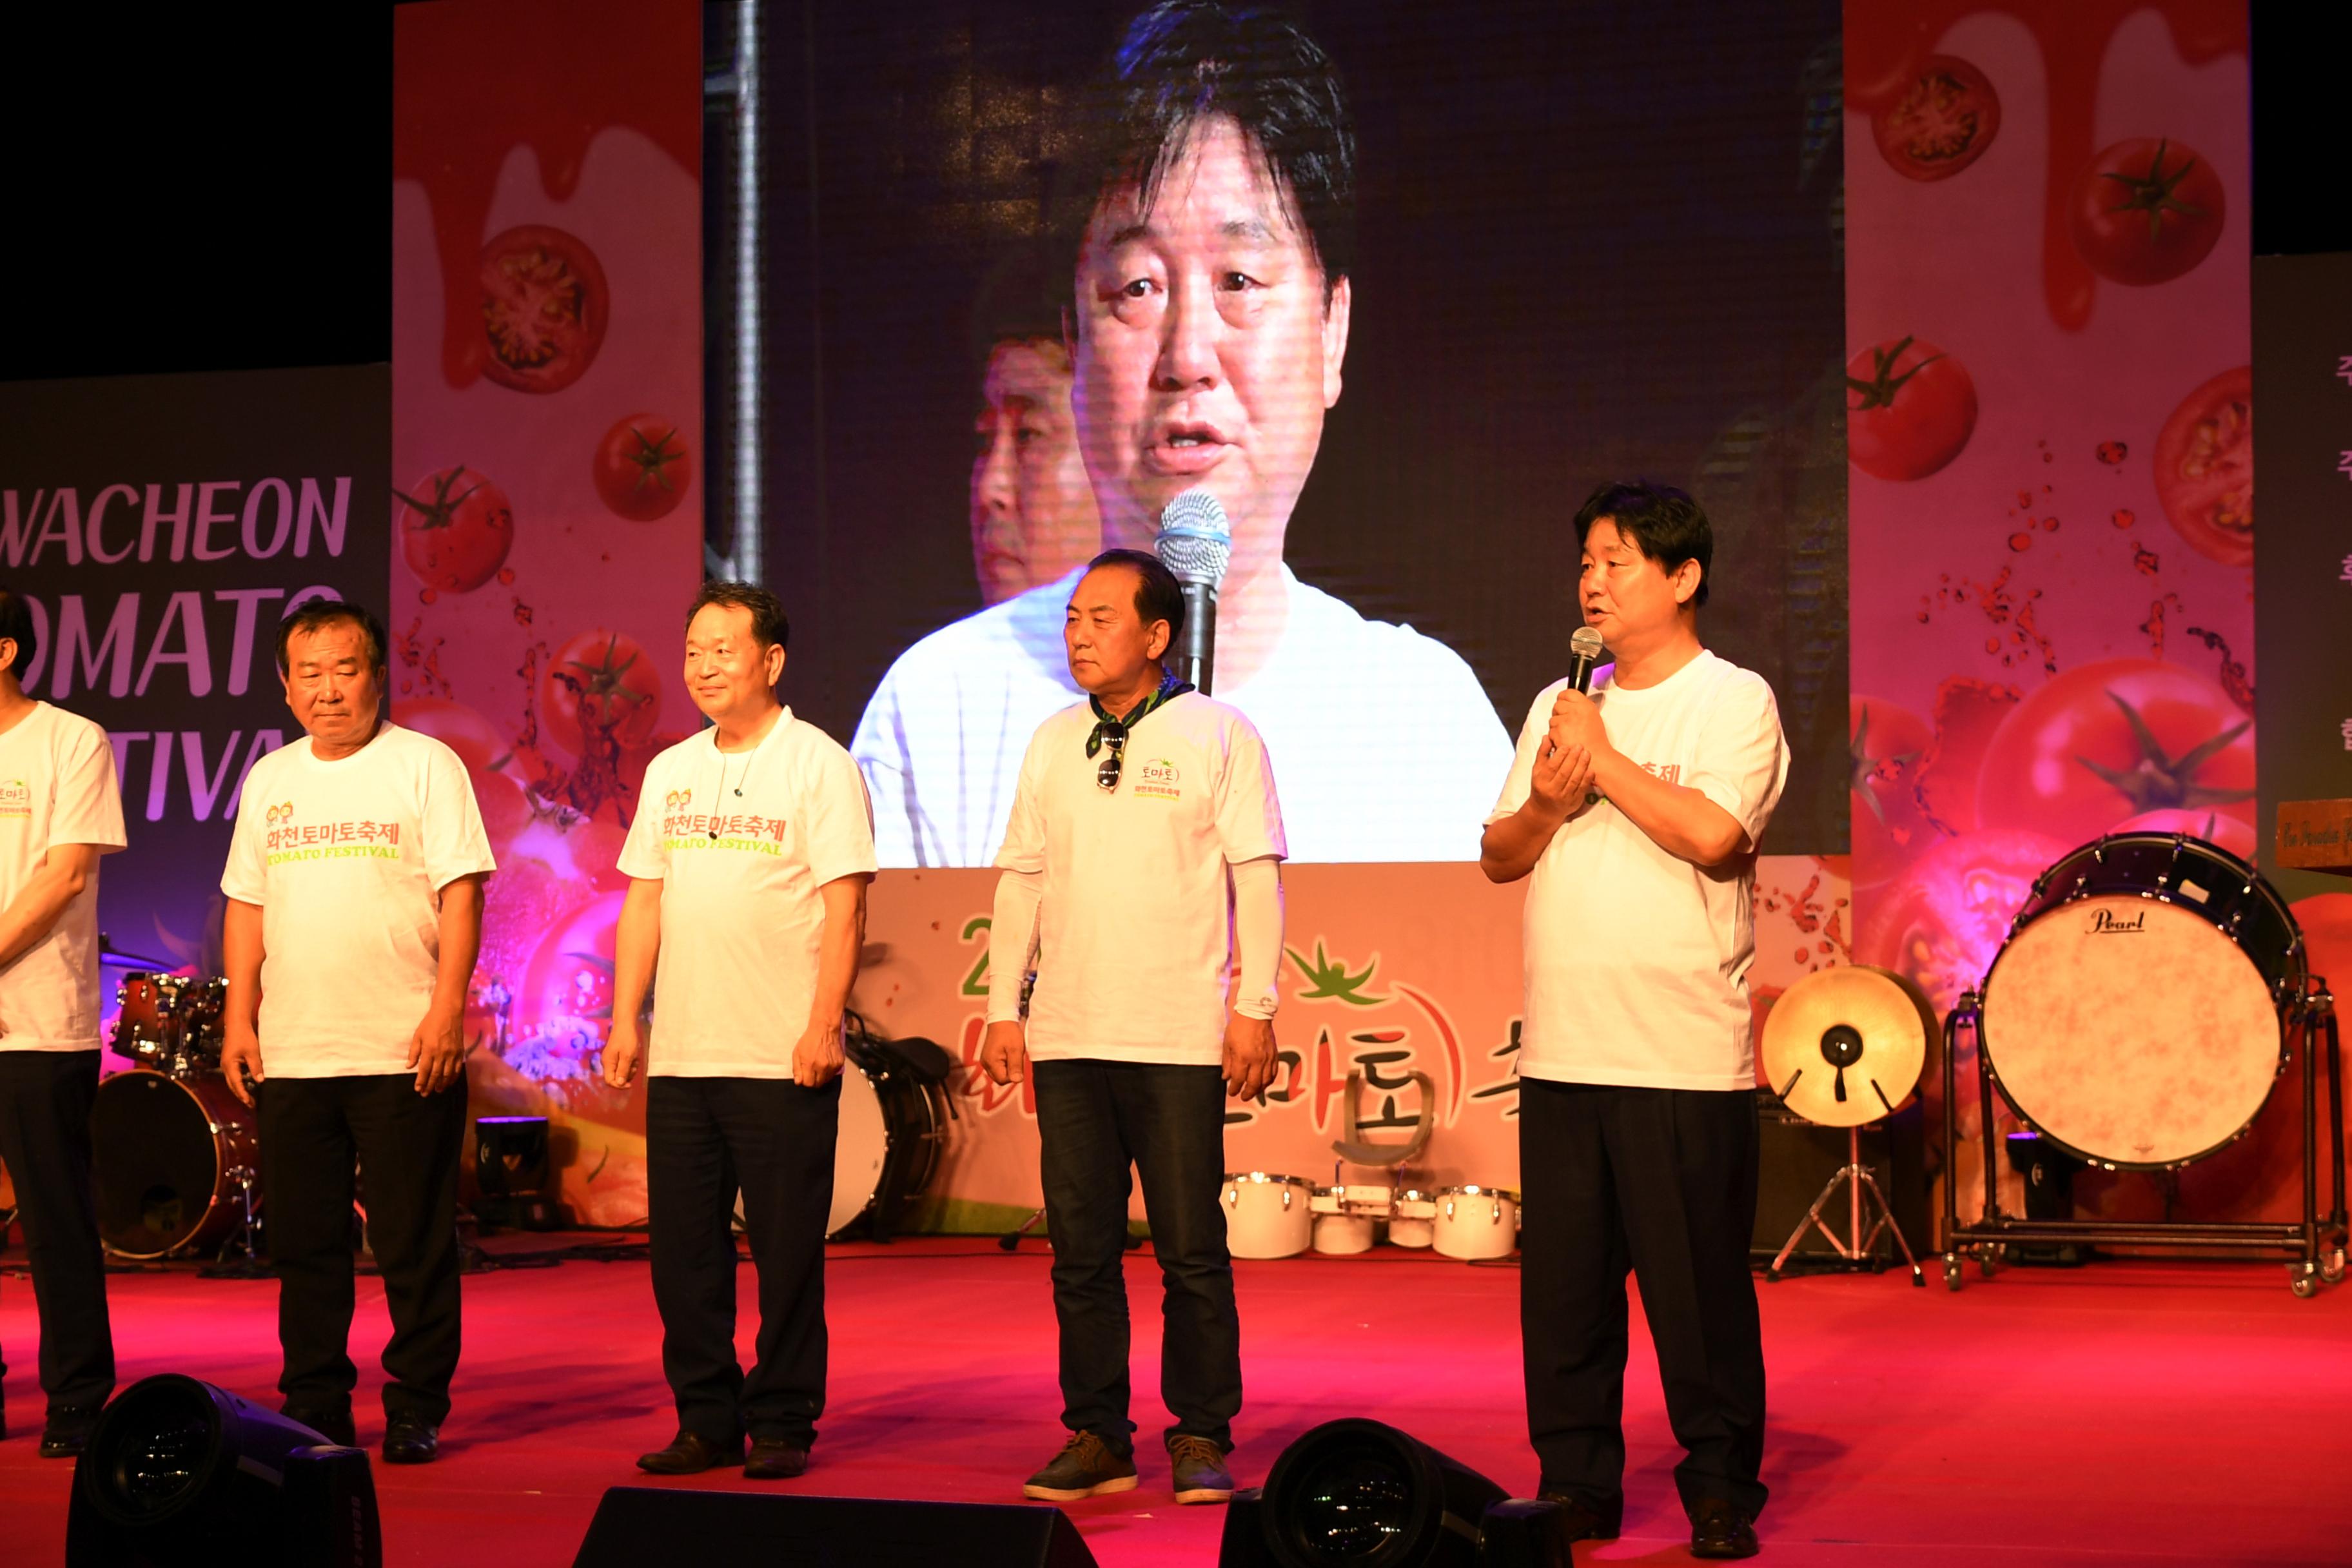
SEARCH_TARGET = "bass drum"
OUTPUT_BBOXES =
[93,1070,257,1259]
[733,1053,951,1242]
[1980,833,2304,1170]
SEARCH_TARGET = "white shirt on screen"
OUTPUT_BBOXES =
[852,565,1511,866]
[0,703,128,1052]
[991,692,1285,1066]
[1487,650,1788,1092]
[616,709,878,1079]
[220,723,496,1078]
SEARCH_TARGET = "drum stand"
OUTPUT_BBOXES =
[198,1165,271,1280]
[1941,985,2350,1296]
[1766,1123,1926,1285]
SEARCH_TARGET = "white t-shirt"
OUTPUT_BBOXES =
[0,703,128,1052]
[220,723,496,1077]
[1487,650,1788,1092]
[999,692,1285,1065]
[854,565,1509,866]
[616,709,878,1077]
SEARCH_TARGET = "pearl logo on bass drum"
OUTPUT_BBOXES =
[2088,907,2146,934]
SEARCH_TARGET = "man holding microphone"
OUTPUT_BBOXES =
[980,547,1284,1506]
[1482,483,1788,1560]
[602,582,876,1482]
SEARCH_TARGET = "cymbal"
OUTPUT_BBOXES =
[1759,965,1933,1128]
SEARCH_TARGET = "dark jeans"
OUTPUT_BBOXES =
[646,1073,838,1446]
[1519,1079,1768,1522]
[1034,1058,1238,1458]
[258,1073,467,1426]
[0,1050,114,1413]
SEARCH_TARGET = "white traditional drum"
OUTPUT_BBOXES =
[1980,834,2303,1170]
[1222,1171,1313,1259]
[1388,1190,1438,1249]
[1433,1184,1518,1260]
[1309,1184,1390,1255]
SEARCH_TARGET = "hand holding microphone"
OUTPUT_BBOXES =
[1538,626,1607,820]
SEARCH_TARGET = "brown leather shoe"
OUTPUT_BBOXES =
[1022,1430,1138,1500]
[744,1437,810,1480]
[636,1431,743,1475]
[1168,1435,1235,1504]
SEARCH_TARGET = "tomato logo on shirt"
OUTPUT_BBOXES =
[1133,758,1183,801]
[0,779,28,818]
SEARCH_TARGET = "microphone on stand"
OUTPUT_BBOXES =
[1567,625,1606,694]
[1155,487,1231,695]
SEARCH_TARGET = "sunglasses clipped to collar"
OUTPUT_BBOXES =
[1095,723,1129,792]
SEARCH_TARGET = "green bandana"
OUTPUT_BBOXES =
[1086,671,1193,758]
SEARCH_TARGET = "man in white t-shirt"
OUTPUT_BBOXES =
[979,549,1284,1507]
[1482,483,1788,1562]
[852,1,1509,867]
[0,587,128,1458]
[220,600,495,1465]
[602,582,877,1482]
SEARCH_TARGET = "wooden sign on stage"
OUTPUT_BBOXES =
[2276,799,2352,876]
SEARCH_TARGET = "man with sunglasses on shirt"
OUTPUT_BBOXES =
[978,547,1285,1508]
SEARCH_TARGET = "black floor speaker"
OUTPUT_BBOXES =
[1750,1092,1928,1266]
[572,1489,1100,1567]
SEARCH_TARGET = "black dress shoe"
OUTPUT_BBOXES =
[39,1406,104,1460]
[382,1414,440,1465]
[743,1436,810,1480]
[1690,1496,1759,1559]
[637,1431,743,1475]
[283,1406,359,1447]
[1533,1488,1623,1540]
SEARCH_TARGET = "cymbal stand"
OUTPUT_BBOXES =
[200,1164,273,1279]
[1766,1123,1926,1286]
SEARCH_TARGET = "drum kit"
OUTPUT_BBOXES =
[1942,831,2349,1295]
[91,961,264,1264]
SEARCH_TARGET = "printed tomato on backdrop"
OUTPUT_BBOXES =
[1843,1,2253,1226]
[395,0,701,1224]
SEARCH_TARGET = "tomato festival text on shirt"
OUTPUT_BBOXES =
[1638,761,1683,784]
[262,804,406,866]
[659,805,790,857]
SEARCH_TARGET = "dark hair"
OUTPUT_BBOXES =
[687,580,790,652]
[969,242,1071,370]
[0,587,38,682]
[1086,547,1188,644]
[1057,1,1355,297]
[275,597,388,672]
[1573,482,1713,609]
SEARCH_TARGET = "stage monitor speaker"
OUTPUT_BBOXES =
[571,1488,1099,1568]
[1750,1092,1927,1263]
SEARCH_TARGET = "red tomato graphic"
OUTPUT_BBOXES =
[1870,56,2001,182]
[2068,138,2226,287]
[543,631,663,757]
[1850,696,1933,885]
[392,697,511,775]
[593,415,692,521]
[394,467,514,593]
[1847,337,1977,481]
[479,224,610,394]
[1975,660,2255,851]
[2151,366,2252,567]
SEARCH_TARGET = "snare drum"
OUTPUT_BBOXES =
[92,1068,257,1259]
[1433,1184,1519,1260]
[1388,1190,1438,1249]
[1222,1171,1313,1259]
[1309,1184,1390,1255]
[1980,833,2304,1170]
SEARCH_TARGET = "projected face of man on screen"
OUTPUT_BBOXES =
[849,1,1513,867]
[972,338,1102,605]
[1071,117,1348,618]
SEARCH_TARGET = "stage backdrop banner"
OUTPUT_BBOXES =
[0,365,391,1021]
[1840,2,2311,1231]
[394,0,702,1225]
[859,854,1849,1233]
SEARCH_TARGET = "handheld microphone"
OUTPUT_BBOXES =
[1154,488,1231,694]
[1567,625,1606,694]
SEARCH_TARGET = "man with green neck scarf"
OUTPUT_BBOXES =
[979,547,1286,1508]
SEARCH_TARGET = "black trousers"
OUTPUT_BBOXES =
[0,1050,115,1413]
[258,1073,467,1425]
[646,1073,838,1446]
[1519,1079,1768,1521]
[1034,1059,1239,1458]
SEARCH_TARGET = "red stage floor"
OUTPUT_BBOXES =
[3,1236,2347,1565]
